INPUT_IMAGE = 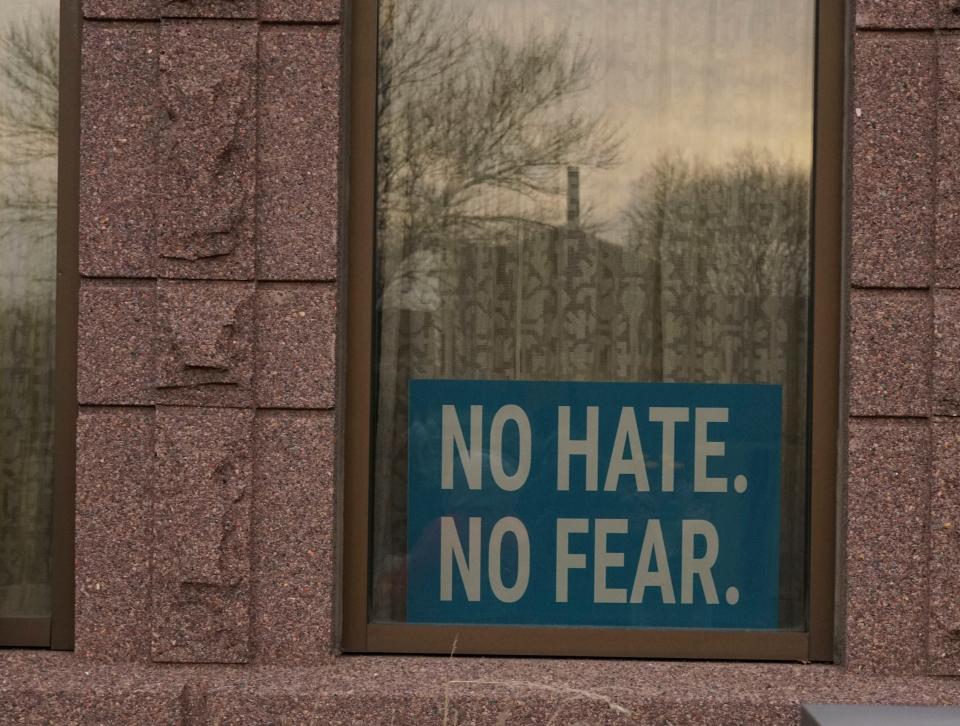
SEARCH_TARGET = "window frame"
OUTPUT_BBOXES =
[341,0,843,661]
[0,0,79,650]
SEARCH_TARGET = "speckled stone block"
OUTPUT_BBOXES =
[930,419,960,675]
[252,411,335,663]
[161,0,258,18]
[80,22,159,277]
[0,656,185,724]
[83,1,158,19]
[75,408,154,663]
[848,290,932,417]
[195,658,960,725]
[851,33,935,288]
[936,35,960,286]
[156,280,254,407]
[934,290,960,415]
[255,284,337,409]
[152,407,254,663]
[158,21,257,280]
[941,4,960,28]
[259,0,339,22]
[856,0,937,27]
[78,280,156,405]
[844,419,930,674]
[259,26,341,281]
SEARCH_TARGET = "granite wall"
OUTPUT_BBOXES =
[3,0,960,723]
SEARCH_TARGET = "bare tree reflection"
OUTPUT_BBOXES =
[0,11,58,619]
[377,0,620,258]
[0,12,58,232]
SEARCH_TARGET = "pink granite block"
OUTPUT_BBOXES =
[259,0,339,22]
[80,23,159,277]
[934,290,960,414]
[848,290,932,417]
[78,280,156,405]
[152,407,254,663]
[258,26,341,281]
[75,408,154,663]
[844,419,930,674]
[936,35,960,285]
[156,280,255,407]
[83,1,158,19]
[856,0,937,27]
[930,419,960,675]
[161,0,257,18]
[942,4,960,28]
[157,21,257,280]
[255,284,337,409]
[252,411,335,663]
[851,33,935,288]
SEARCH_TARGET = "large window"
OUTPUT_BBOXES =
[343,0,842,660]
[0,0,76,649]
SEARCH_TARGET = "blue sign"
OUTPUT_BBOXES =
[406,380,782,629]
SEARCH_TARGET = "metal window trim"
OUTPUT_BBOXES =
[340,0,845,661]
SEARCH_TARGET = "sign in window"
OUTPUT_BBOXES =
[367,0,816,635]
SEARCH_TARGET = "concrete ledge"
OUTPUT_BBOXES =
[3,652,960,724]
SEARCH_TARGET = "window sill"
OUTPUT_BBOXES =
[2,651,959,723]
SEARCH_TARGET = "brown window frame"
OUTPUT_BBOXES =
[341,0,844,661]
[0,0,79,650]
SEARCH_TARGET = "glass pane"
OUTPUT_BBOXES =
[0,1,59,619]
[372,0,815,630]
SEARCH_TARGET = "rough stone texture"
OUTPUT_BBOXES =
[80,22,159,277]
[851,33,936,288]
[848,290,932,417]
[0,652,960,726]
[199,659,960,724]
[930,419,960,675]
[259,26,341,281]
[252,411,336,663]
[83,1,159,20]
[942,4,960,28]
[161,0,258,18]
[156,280,255,407]
[5,654,960,726]
[152,407,254,663]
[855,0,938,28]
[78,281,156,405]
[158,21,257,280]
[937,35,960,286]
[256,284,337,409]
[934,290,960,415]
[0,655,185,726]
[75,408,154,663]
[259,0,339,22]
[844,419,930,674]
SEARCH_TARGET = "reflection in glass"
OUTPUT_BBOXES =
[371,0,815,627]
[0,3,59,619]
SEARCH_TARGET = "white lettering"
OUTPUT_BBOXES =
[603,408,650,492]
[681,519,719,605]
[557,406,599,491]
[694,408,728,493]
[441,405,483,490]
[594,519,629,603]
[630,519,675,604]
[440,517,481,601]
[488,517,530,603]
[556,518,589,602]
[489,405,531,492]
[649,407,689,492]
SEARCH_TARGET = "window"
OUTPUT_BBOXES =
[343,0,842,660]
[0,0,77,649]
